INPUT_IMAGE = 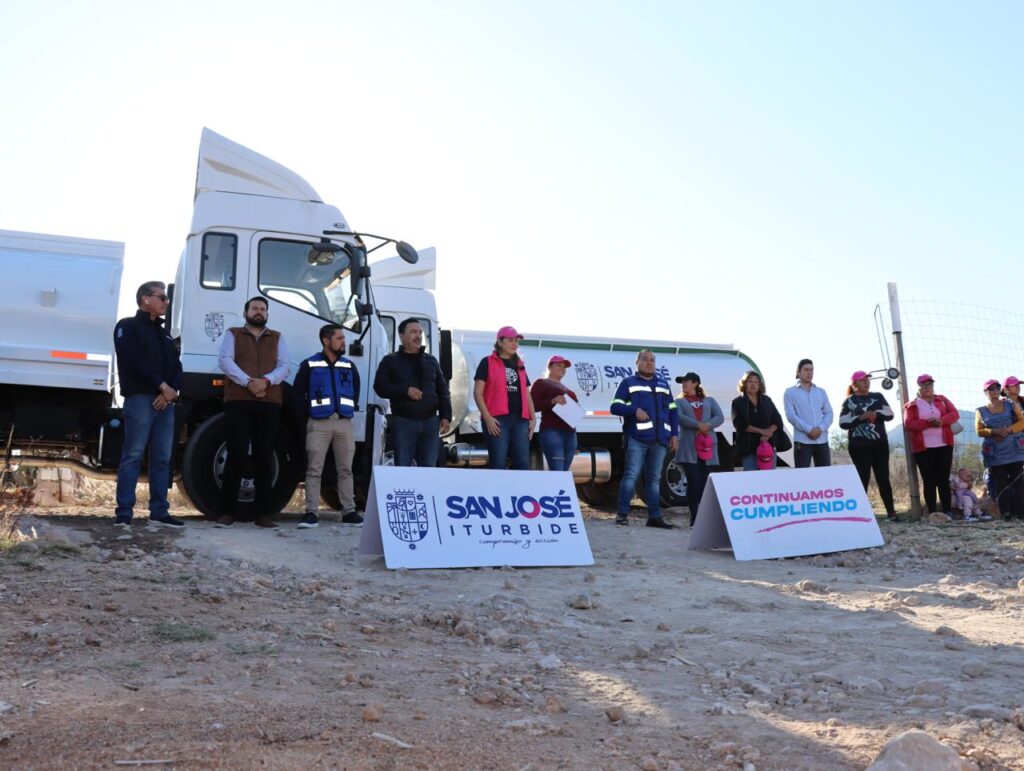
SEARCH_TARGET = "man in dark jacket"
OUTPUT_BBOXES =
[112,281,184,528]
[373,318,452,466]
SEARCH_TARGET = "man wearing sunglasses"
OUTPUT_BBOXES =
[112,281,185,528]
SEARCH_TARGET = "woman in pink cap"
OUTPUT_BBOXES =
[903,375,959,516]
[976,378,1024,520]
[1003,376,1022,409]
[530,355,579,471]
[473,326,537,470]
[838,371,897,521]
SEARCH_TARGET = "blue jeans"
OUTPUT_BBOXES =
[539,429,577,472]
[391,415,441,467]
[742,452,777,471]
[617,437,667,518]
[116,394,175,520]
[483,414,531,470]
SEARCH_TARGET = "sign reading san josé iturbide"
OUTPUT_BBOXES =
[689,465,885,561]
[358,466,595,569]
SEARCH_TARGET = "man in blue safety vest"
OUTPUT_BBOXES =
[292,324,363,528]
[610,349,680,529]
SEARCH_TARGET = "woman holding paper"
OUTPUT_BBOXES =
[530,355,579,472]
[674,372,724,526]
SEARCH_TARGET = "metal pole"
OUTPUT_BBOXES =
[888,283,922,519]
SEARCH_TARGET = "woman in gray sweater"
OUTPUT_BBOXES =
[674,372,724,526]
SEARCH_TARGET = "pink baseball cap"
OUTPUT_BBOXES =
[983,378,1001,391]
[1004,376,1021,388]
[916,374,935,385]
[547,354,572,367]
[695,432,714,461]
[850,370,869,383]
[496,326,524,340]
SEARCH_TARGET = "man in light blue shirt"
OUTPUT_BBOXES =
[784,358,833,468]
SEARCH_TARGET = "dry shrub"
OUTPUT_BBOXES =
[0,484,31,547]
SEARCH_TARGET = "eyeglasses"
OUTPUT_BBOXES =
[148,294,169,302]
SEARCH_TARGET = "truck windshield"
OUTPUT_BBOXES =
[257,238,358,329]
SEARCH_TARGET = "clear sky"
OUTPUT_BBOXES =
[2,1,1022,424]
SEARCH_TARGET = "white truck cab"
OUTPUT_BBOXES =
[1,129,419,519]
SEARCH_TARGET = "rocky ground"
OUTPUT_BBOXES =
[2,497,1024,770]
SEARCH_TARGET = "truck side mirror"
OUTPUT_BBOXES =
[396,241,418,264]
[346,243,368,297]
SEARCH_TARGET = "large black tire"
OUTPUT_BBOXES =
[576,480,619,509]
[181,412,302,520]
[634,453,688,509]
[659,455,689,508]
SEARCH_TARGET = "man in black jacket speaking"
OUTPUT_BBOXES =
[373,318,452,467]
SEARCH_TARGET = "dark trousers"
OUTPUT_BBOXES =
[794,442,831,468]
[680,460,709,526]
[913,445,953,515]
[221,401,281,518]
[391,415,441,467]
[848,441,895,516]
[990,462,1024,519]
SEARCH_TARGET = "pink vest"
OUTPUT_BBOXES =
[483,353,530,420]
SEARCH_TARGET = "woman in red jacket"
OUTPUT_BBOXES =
[903,374,959,516]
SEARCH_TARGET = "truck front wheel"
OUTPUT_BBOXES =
[181,412,302,520]
[659,456,689,508]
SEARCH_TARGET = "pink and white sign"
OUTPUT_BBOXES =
[689,465,885,560]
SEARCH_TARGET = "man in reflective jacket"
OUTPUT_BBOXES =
[610,349,679,528]
[292,324,363,528]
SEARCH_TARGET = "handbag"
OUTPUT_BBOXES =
[950,420,964,435]
[773,429,793,453]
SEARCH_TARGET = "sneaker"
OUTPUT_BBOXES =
[149,514,184,528]
[962,514,978,522]
[645,517,676,529]
[297,513,320,529]
[214,515,234,529]
[977,513,993,522]
[886,513,899,522]
[615,515,629,526]
[341,511,364,525]
[113,517,132,528]
[254,517,279,529]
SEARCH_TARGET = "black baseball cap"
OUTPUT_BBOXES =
[675,372,701,384]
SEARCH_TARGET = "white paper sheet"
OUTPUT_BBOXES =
[551,397,585,429]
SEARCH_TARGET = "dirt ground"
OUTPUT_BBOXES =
[2,490,1024,770]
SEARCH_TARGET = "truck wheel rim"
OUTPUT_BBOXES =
[664,459,688,498]
[212,441,280,503]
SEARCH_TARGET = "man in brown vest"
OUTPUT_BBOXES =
[216,296,291,528]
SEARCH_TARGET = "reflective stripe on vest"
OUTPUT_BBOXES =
[636,421,654,431]
[628,385,650,394]
[655,386,671,396]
